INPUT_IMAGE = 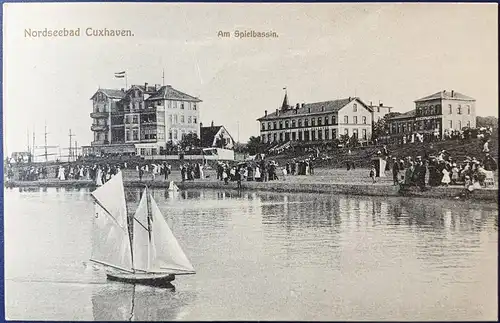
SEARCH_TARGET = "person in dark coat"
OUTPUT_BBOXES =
[392,157,400,185]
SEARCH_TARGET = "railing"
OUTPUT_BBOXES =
[90,111,109,118]
[91,140,109,145]
[91,124,109,132]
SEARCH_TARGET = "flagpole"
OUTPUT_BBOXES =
[125,73,128,90]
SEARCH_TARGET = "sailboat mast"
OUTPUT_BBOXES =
[146,186,153,271]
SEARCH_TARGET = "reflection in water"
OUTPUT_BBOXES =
[4,187,497,321]
[91,283,196,321]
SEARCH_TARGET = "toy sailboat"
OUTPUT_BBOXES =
[90,171,195,287]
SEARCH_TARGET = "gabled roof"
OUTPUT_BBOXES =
[129,84,158,94]
[200,125,234,148]
[90,89,126,100]
[257,97,369,120]
[415,90,475,102]
[147,85,202,102]
[388,109,416,120]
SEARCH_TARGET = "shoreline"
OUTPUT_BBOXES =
[6,179,498,202]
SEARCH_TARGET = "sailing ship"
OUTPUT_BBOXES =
[90,171,195,287]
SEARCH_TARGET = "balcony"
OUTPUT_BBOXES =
[91,140,109,146]
[91,124,109,132]
[90,111,109,118]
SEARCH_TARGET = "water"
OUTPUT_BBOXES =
[4,187,498,320]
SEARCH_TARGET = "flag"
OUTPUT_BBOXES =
[115,71,126,78]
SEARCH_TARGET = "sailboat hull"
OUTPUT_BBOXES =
[106,272,175,288]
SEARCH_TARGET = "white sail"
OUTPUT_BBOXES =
[149,195,195,273]
[90,171,132,272]
[132,189,151,272]
[168,181,179,192]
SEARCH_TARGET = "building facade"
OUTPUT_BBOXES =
[85,84,202,156]
[388,90,476,141]
[257,94,373,145]
[200,122,235,149]
[368,103,393,122]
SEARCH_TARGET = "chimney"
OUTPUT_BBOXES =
[379,102,383,107]
[370,101,373,106]
[211,120,214,127]
[349,96,351,101]
[121,88,124,92]
[144,82,148,90]
[276,108,279,116]
[295,103,299,109]
[264,110,268,117]
[302,103,305,108]
[451,90,454,97]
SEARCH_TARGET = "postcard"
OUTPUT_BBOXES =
[2,2,498,321]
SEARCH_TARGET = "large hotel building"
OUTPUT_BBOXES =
[257,93,392,145]
[83,83,202,156]
[387,90,476,142]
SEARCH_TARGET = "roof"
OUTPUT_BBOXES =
[200,125,234,147]
[258,97,368,121]
[90,89,126,100]
[415,90,475,102]
[367,105,393,113]
[147,85,202,102]
[388,109,416,120]
[129,84,158,94]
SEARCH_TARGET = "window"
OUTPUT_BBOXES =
[362,116,367,124]
[132,115,138,124]
[173,130,178,140]
[457,105,462,114]
[181,103,185,110]
[325,129,329,140]
[429,105,434,114]
[174,115,178,124]
[273,122,277,129]
[292,120,296,128]
[377,106,380,113]
[467,105,471,114]
[448,120,453,129]
[332,129,337,138]
[318,130,322,140]
[353,103,357,112]
[173,101,177,109]
[458,120,462,130]
[324,117,329,125]
[267,134,271,142]
[135,102,139,110]
[133,129,138,141]
[317,117,322,126]
[285,121,289,128]
[304,119,309,127]
[344,116,348,124]
[448,104,452,114]
[344,129,349,136]
[467,121,471,128]
[169,130,172,139]
[268,122,272,129]
[188,116,192,124]
[193,117,197,124]
[193,103,197,110]
[362,129,367,140]
[180,115,185,123]
[353,116,358,124]
[125,130,130,141]
[353,129,358,139]
[261,122,265,130]
[332,116,337,124]
[279,121,283,129]
[311,118,315,126]
[298,119,302,127]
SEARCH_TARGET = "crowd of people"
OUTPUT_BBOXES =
[383,148,497,195]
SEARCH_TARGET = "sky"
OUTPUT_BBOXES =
[3,2,498,155]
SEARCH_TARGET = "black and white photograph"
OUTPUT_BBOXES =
[2,2,498,321]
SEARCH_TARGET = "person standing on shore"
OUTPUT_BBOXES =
[392,157,400,185]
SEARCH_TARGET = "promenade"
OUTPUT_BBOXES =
[6,168,498,202]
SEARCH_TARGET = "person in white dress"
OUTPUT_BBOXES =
[255,166,261,182]
[58,166,66,180]
[199,163,204,180]
[95,167,103,186]
[441,168,451,186]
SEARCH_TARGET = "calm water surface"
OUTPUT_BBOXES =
[4,187,498,320]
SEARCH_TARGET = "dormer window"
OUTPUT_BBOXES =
[353,103,357,112]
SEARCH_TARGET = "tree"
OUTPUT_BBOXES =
[233,142,247,153]
[477,116,498,129]
[179,133,201,151]
[339,134,350,146]
[349,134,360,147]
[372,112,401,140]
[246,136,265,155]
